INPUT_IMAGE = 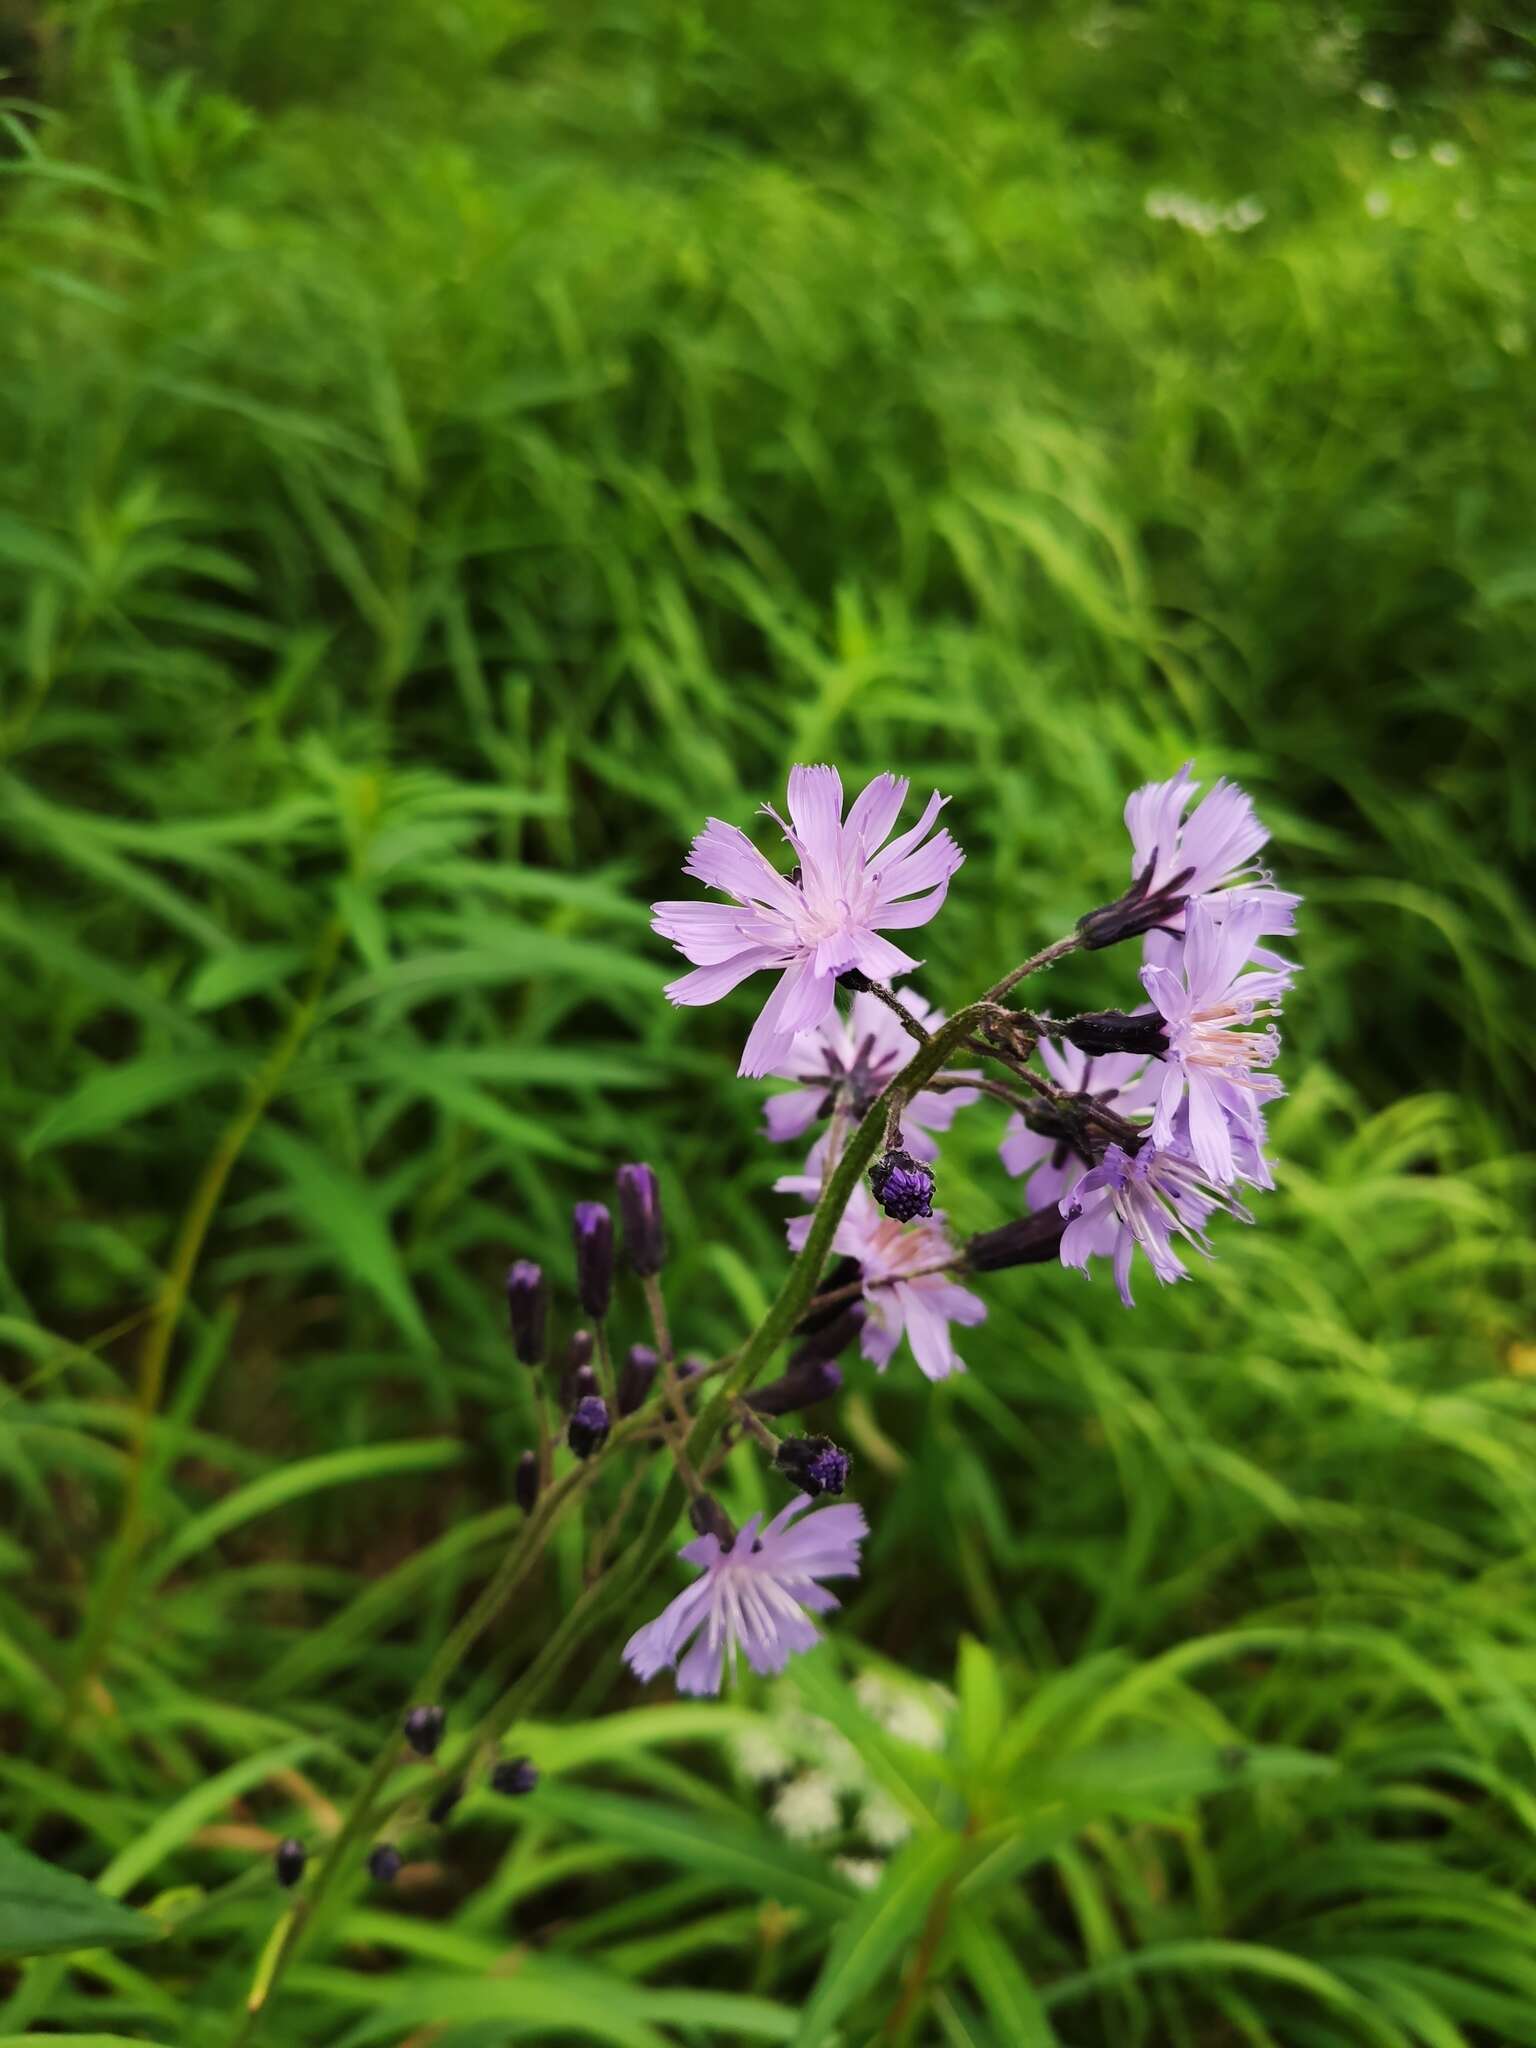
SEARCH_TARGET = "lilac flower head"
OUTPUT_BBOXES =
[763,985,979,1160]
[1079,761,1299,950]
[1058,1136,1251,1307]
[1000,1037,1163,1213]
[869,1147,935,1222]
[653,766,964,1078]
[782,1179,986,1381]
[623,1494,867,1695]
[1141,897,1291,1185]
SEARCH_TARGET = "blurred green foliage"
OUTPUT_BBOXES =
[1,0,1533,2040]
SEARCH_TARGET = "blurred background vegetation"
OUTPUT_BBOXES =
[1,0,1534,2041]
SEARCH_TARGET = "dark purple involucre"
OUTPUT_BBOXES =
[774,1434,852,1498]
[572,1202,614,1320]
[567,1393,611,1459]
[505,1259,547,1365]
[616,1162,666,1276]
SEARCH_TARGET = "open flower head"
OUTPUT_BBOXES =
[1059,1137,1252,1307]
[623,1494,867,1695]
[1000,1036,1163,1211]
[783,1180,986,1381]
[764,985,978,1159]
[1141,897,1291,1185]
[653,766,964,1077]
[1126,760,1300,946]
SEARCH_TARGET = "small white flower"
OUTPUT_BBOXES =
[772,1769,841,1841]
[884,1692,950,1751]
[1431,140,1462,167]
[1358,80,1395,110]
[860,1790,913,1848]
[834,1855,885,1891]
[1365,189,1391,219]
[732,1724,793,1782]
[1390,135,1417,160]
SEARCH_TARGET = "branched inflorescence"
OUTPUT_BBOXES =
[241,760,1297,2037]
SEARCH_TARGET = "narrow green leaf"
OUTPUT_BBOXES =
[792,1831,966,2048]
[0,1835,158,1959]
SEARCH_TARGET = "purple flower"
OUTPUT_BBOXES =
[1059,1138,1252,1307]
[781,1180,986,1381]
[623,1494,867,1695]
[763,985,979,1159]
[1079,762,1299,952]
[1000,1038,1163,1212]
[1140,898,1291,1185]
[653,766,964,1078]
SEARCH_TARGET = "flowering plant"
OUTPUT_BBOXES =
[237,759,1296,2032]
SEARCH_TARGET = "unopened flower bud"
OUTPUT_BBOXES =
[748,1356,844,1417]
[367,1843,403,1884]
[1061,1010,1169,1059]
[567,1393,611,1459]
[774,1435,851,1497]
[505,1260,547,1365]
[568,1362,599,1409]
[966,1210,1068,1272]
[618,1343,658,1416]
[836,967,873,992]
[514,1449,539,1514]
[616,1163,666,1277]
[429,1778,463,1826]
[274,1837,307,1888]
[1077,857,1195,950]
[491,1755,539,1796]
[794,1261,862,1338]
[403,1704,445,1757]
[869,1148,934,1222]
[560,1329,594,1407]
[688,1493,737,1551]
[679,1353,708,1380]
[572,1202,614,1320]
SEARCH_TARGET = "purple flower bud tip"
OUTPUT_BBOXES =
[274,1836,307,1887]
[618,1343,659,1417]
[491,1755,539,1796]
[748,1357,843,1417]
[367,1843,403,1884]
[688,1493,737,1551]
[567,1393,611,1459]
[403,1704,445,1757]
[514,1449,539,1514]
[572,1202,615,1320]
[505,1259,547,1365]
[568,1363,600,1409]
[869,1148,935,1222]
[774,1435,852,1498]
[616,1162,666,1276]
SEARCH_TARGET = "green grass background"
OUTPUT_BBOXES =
[2,0,1534,2040]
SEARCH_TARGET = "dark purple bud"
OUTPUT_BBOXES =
[274,1836,307,1888]
[428,1778,463,1826]
[1077,857,1195,950]
[1061,1010,1169,1060]
[791,1301,865,1365]
[367,1843,403,1884]
[560,1329,594,1407]
[491,1755,539,1796]
[748,1357,844,1418]
[572,1202,614,1320]
[505,1259,547,1365]
[678,1353,708,1380]
[618,1343,658,1416]
[403,1704,445,1758]
[514,1449,539,1514]
[567,1393,611,1458]
[794,1258,862,1337]
[688,1493,737,1551]
[616,1163,666,1277]
[966,1209,1068,1272]
[869,1148,935,1223]
[836,967,873,992]
[774,1434,851,1497]
[568,1362,600,1410]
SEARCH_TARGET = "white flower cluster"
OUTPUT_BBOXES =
[729,1670,955,1882]
[1143,190,1266,237]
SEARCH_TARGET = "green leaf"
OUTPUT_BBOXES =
[26,1052,248,1153]
[532,1783,852,1917]
[792,1831,966,2048]
[186,945,306,1011]
[0,1834,159,1959]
